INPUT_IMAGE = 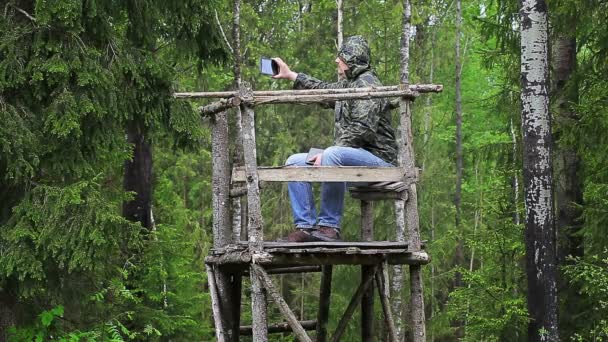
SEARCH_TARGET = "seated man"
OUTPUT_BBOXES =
[273,35,397,242]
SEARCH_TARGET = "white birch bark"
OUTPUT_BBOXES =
[519,0,559,340]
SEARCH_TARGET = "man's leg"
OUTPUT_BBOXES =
[286,153,317,229]
[317,146,392,230]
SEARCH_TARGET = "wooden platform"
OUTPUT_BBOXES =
[232,166,407,183]
[205,241,429,270]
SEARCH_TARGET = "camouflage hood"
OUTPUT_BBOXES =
[338,35,372,80]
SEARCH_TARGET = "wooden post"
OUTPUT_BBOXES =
[211,108,236,340]
[252,265,313,342]
[206,266,227,342]
[230,1,244,339]
[238,83,268,340]
[392,198,406,339]
[316,265,333,342]
[399,0,426,341]
[361,200,375,342]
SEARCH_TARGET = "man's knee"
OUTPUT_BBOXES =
[286,153,306,166]
[322,146,343,166]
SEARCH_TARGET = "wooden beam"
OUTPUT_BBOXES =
[242,266,322,276]
[232,166,405,183]
[249,241,411,249]
[199,97,241,116]
[239,320,317,335]
[376,263,399,342]
[331,266,377,342]
[316,265,333,342]
[253,90,418,105]
[205,266,226,342]
[205,251,430,266]
[239,84,268,341]
[173,84,443,99]
[350,190,408,201]
[210,92,236,340]
[252,264,313,342]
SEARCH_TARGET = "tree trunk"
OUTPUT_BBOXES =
[0,288,16,342]
[123,121,153,230]
[453,0,465,336]
[231,0,244,243]
[551,25,583,337]
[399,1,426,341]
[519,1,559,340]
[211,108,237,340]
[511,118,521,225]
[551,35,582,260]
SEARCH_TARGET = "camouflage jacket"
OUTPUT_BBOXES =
[293,36,398,165]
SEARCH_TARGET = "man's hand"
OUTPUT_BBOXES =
[272,57,298,81]
[309,153,323,166]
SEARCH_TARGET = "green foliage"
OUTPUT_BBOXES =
[1,0,607,340]
[563,253,608,340]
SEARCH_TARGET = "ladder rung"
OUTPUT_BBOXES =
[239,320,317,335]
[242,265,322,276]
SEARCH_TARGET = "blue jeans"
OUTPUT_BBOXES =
[285,146,393,230]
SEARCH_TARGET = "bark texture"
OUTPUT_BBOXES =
[239,84,268,340]
[211,109,238,340]
[551,35,582,260]
[399,0,426,340]
[123,121,152,229]
[231,0,244,243]
[519,0,559,340]
[0,289,16,342]
[552,28,583,337]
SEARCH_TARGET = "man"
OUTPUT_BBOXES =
[273,35,397,242]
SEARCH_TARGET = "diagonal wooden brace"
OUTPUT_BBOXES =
[331,265,378,342]
[375,262,399,341]
[251,264,313,342]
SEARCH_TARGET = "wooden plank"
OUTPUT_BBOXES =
[263,248,409,255]
[173,84,443,99]
[232,166,405,183]
[252,241,410,249]
[205,251,430,266]
[252,265,313,342]
[331,266,377,342]
[316,265,333,342]
[239,320,317,335]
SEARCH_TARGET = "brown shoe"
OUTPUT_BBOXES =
[284,228,322,242]
[310,226,342,242]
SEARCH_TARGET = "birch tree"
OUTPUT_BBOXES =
[519,0,559,340]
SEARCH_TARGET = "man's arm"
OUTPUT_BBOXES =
[272,58,345,108]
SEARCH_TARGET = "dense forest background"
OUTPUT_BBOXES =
[1,0,607,340]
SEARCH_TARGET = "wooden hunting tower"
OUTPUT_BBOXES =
[174,1,442,340]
